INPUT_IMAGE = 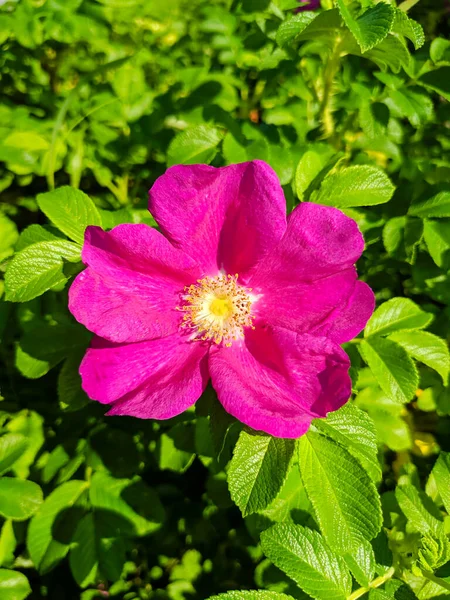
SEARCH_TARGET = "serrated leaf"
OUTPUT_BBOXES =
[295,146,335,201]
[0,569,31,600]
[0,478,43,521]
[383,216,406,255]
[275,12,317,47]
[388,330,449,384]
[15,225,65,252]
[4,240,81,303]
[365,297,433,337]
[276,10,341,47]
[359,337,418,404]
[298,432,382,552]
[0,434,28,476]
[207,593,295,600]
[312,165,394,207]
[261,523,352,600]
[419,67,450,101]
[27,480,89,573]
[386,88,434,127]
[167,126,224,167]
[365,35,411,73]
[429,453,450,515]
[37,187,102,245]
[0,520,16,568]
[337,0,394,53]
[313,403,381,482]
[423,219,450,269]
[228,430,295,517]
[360,101,389,138]
[89,472,165,537]
[392,9,424,50]
[344,539,376,588]
[396,484,443,535]
[69,514,98,588]
[409,191,450,218]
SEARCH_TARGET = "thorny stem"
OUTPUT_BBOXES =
[347,567,395,600]
[320,37,344,138]
[421,569,450,592]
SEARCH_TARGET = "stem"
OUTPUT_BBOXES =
[320,38,343,138]
[398,0,421,11]
[347,567,395,600]
[421,570,450,592]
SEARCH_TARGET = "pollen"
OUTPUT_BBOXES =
[177,274,254,346]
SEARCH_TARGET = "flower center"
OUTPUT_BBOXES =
[178,274,254,346]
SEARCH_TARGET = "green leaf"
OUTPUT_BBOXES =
[157,422,196,473]
[419,67,450,101]
[417,531,450,572]
[167,126,224,167]
[0,434,28,476]
[295,146,335,201]
[0,214,18,262]
[37,187,102,245]
[0,569,31,600]
[89,472,165,537]
[298,432,382,552]
[359,101,389,138]
[409,191,450,218]
[207,593,294,600]
[58,352,89,412]
[359,337,418,404]
[428,453,450,515]
[0,478,43,521]
[0,521,16,568]
[15,225,63,252]
[391,9,424,50]
[312,165,394,208]
[388,330,449,384]
[365,297,433,337]
[69,514,98,588]
[430,38,450,63]
[313,403,382,482]
[395,484,443,535]
[364,35,411,73]
[4,240,81,302]
[27,480,89,573]
[336,0,394,53]
[423,219,450,269]
[260,523,352,600]
[383,216,406,255]
[344,540,376,588]
[277,10,342,47]
[228,430,295,517]
[275,12,317,47]
[386,88,433,128]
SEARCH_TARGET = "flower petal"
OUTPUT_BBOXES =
[248,202,367,336]
[209,325,351,438]
[251,202,364,281]
[312,281,375,343]
[69,224,201,343]
[80,334,209,419]
[148,161,287,276]
[252,268,359,335]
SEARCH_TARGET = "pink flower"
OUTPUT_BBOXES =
[69,161,374,438]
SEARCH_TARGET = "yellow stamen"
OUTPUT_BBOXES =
[177,274,254,346]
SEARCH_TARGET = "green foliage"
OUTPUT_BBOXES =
[0,0,449,598]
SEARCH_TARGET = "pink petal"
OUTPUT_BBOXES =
[69,224,201,343]
[248,203,368,336]
[252,268,359,335]
[80,334,209,419]
[209,325,351,438]
[148,161,287,277]
[312,281,375,344]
